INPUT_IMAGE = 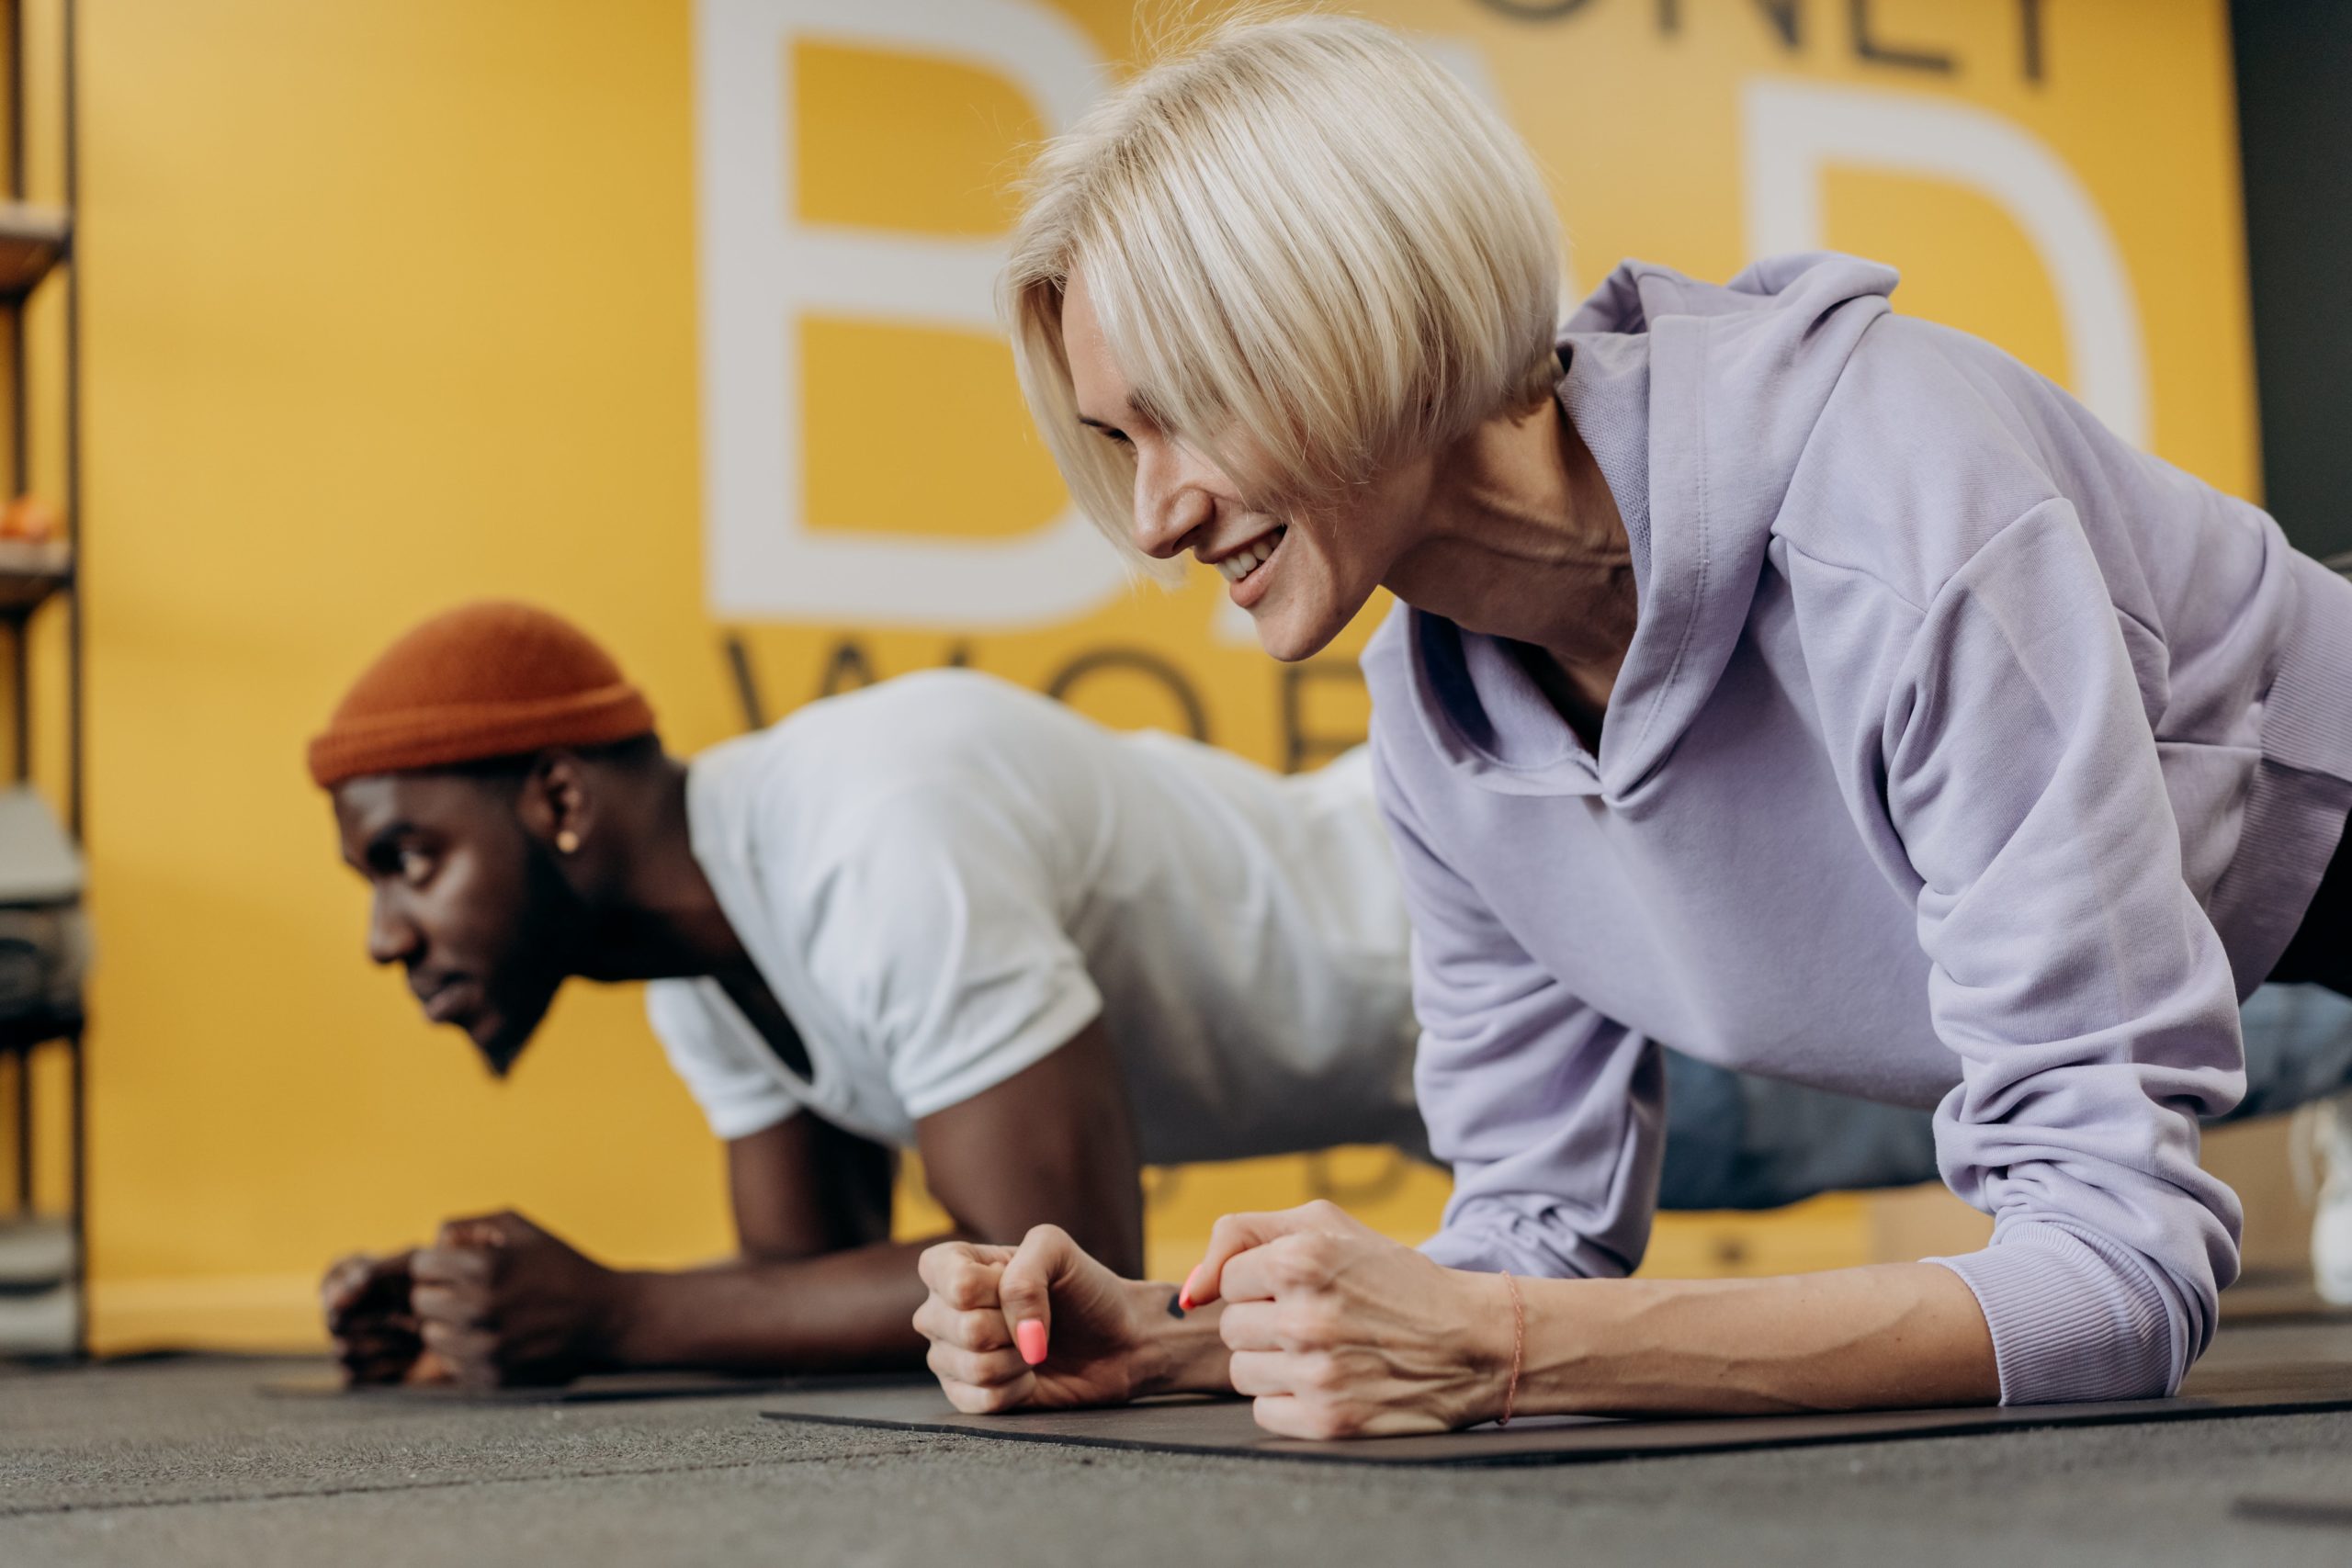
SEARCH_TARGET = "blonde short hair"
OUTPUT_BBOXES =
[1004,10,1564,578]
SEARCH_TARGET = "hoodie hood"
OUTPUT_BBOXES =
[1399,252,1898,803]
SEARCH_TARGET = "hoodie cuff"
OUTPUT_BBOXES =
[1419,1207,1631,1281]
[1419,1225,1517,1276]
[1929,1224,2179,1404]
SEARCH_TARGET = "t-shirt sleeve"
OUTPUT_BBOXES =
[644,979,803,1142]
[800,793,1105,1122]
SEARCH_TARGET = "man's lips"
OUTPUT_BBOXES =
[414,977,476,1025]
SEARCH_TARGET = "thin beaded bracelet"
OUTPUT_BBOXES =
[1498,1272,1526,1427]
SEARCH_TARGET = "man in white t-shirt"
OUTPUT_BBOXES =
[644,672,1424,1175]
[310,604,2352,1385]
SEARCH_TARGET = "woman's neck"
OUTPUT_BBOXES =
[1390,400,1638,713]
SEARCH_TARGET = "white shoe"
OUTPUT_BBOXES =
[2303,1094,2352,1306]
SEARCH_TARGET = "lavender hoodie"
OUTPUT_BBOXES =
[1370,254,2352,1404]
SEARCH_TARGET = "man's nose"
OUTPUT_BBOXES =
[367,895,421,967]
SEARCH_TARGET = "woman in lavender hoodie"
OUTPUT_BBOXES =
[910,15,2352,1434]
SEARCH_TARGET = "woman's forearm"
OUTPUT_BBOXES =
[1510,1262,1999,1417]
[1126,1285,1236,1397]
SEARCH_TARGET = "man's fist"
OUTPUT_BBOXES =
[320,1251,432,1387]
[409,1211,628,1388]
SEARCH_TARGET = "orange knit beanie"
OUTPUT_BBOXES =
[307,602,657,788]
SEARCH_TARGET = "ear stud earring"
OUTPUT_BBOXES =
[555,829,581,854]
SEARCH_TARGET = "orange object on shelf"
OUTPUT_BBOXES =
[0,494,60,541]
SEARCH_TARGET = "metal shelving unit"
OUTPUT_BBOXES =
[0,0,83,1359]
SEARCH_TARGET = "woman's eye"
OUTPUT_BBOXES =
[399,849,434,884]
[1101,428,1132,448]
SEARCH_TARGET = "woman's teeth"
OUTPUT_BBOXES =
[1215,526,1285,583]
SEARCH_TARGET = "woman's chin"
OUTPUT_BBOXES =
[1250,599,1346,664]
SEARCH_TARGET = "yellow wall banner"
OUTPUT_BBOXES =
[75,0,2253,1346]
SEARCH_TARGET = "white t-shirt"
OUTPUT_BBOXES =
[645,670,1425,1164]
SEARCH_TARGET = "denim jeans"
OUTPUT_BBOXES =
[1656,983,2352,1212]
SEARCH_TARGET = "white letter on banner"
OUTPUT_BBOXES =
[1742,78,2148,447]
[694,0,1125,626]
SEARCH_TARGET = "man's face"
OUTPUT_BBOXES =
[331,770,584,1076]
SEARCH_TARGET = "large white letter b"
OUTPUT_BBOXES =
[695,0,1126,626]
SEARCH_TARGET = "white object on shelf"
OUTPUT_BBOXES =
[0,1279,77,1357]
[0,537,69,574]
[0,785,82,907]
[0,787,87,1017]
[0,1215,74,1290]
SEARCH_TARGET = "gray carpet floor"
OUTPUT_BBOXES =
[6,1328,2352,1567]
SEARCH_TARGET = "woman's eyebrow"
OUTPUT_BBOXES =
[1078,389,1170,434]
[1125,388,1174,429]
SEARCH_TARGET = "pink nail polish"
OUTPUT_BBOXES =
[1015,1319,1048,1366]
[1178,1266,1204,1312]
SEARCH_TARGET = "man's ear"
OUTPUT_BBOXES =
[517,751,594,853]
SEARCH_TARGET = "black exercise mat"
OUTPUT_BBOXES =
[759,1323,2352,1467]
[265,1368,933,1405]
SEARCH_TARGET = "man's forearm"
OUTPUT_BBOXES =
[1511,1261,2000,1417]
[602,1237,945,1374]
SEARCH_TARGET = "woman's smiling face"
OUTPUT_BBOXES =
[1058,268,1434,663]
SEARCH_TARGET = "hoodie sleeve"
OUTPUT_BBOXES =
[1862,497,2245,1404]
[1372,734,1665,1281]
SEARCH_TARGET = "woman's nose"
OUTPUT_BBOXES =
[1130,448,1213,560]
